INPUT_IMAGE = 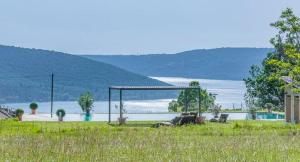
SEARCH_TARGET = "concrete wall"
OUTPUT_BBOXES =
[286,95,291,122]
[285,87,300,123]
[295,96,300,123]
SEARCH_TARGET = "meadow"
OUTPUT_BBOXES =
[1,120,300,162]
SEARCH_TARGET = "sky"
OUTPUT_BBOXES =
[0,0,300,55]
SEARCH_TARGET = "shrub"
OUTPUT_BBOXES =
[56,109,66,118]
[29,103,38,110]
[78,92,94,114]
[15,109,24,117]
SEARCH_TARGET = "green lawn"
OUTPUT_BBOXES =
[1,120,300,162]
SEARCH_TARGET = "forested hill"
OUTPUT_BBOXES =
[84,48,273,80]
[0,45,169,103]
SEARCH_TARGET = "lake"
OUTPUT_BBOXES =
[5,77,246,114]
[153,77,246,109]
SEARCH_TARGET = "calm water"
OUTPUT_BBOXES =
[153,77,246,109]
[6,77,246,114]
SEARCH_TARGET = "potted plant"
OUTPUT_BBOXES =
[212,104,221,118]
[56,109,66,122]
[78,92,94,121]
[209,104,221,122]
[115,104,128,125]
[265,103,273,113]
[29,102,38,115]
[118,116,128,125]
[15,109,24,121]
[249,107,257,120]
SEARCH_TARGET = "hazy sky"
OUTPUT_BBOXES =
[0,0,300,55]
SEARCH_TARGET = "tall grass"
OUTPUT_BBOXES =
[1,120,300,161]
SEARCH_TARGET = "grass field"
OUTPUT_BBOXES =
[1,120,300,162]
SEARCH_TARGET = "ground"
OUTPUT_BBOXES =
[1,120,300,162]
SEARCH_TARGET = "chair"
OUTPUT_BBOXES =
[179,112,198,125]
[219,114,229,123]
[153,112,199,127]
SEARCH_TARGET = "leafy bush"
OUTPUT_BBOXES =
[56,109,66,118]
[78,92,94,114]
[29,103,38,110]
[15,109,24,117]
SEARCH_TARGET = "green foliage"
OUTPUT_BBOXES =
[29,102,38,110]
[244,8,300,110]
[168,100,181,112]
[78,92,94,114]
[168,81,215,112]
[56,109,66,118]
[15,109,24,117]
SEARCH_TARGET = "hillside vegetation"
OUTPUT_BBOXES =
[84,48,272,80]
[0,45,169,103]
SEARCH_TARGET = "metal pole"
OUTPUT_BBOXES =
[198,88,201,116]
[120,89,123,122]
[50,73,54,118]
[184,90,188,113]
[108,88,111,123]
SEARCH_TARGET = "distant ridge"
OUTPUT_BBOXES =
[84,48,272,80]
[0,45,170,103]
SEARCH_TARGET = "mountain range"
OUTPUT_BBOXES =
[0,45,272,103]
[0,45,169,103]
[84,48,273,80]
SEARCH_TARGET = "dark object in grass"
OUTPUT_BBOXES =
[195,116,206,124]
[209,114,229,123]
[209,118,218,122]
[219,114,229,123]
[153,112,201,128]
[179,115,196,125]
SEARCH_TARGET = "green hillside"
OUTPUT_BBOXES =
[84,48,273,80]
[0,45,169,103]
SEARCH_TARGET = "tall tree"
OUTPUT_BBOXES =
[244,8,300,110]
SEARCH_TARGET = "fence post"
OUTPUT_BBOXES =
[108,88,111,123]
[51,73,54,118]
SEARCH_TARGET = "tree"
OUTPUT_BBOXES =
[244,8,300,110]
[168,81,215,112]
[168,100,181,112]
